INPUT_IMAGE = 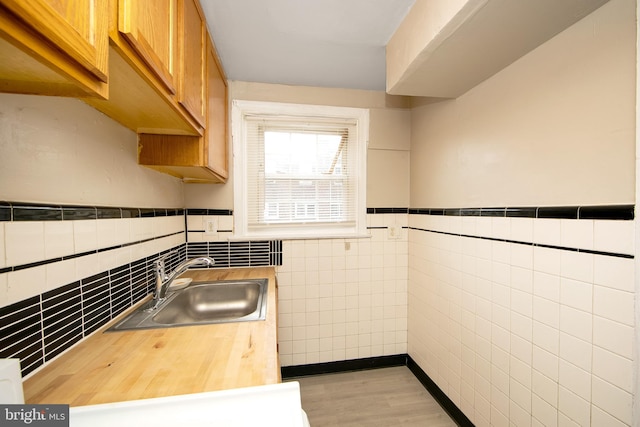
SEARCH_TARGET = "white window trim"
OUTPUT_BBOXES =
[232,100,369,240]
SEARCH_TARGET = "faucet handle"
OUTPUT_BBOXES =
[155,250,178,265]
[154,250,179,278]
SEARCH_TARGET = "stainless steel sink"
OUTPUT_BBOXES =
[107,279,268,331]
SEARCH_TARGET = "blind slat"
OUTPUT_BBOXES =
[245,116,357,229]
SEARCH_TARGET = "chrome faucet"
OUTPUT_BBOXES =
[149,253,215,310]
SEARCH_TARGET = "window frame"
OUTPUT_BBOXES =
[232,100,369,240]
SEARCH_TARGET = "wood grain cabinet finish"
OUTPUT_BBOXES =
[204,36,229,182]
[83,0,202,136]
[118,0,177,94]
[138,35,228,183]
[177,0,206,128]
[0,0,109,98]
[0,0,227,177]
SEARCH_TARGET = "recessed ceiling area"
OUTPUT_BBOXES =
[200,0,416,91]
[202,0,612,97]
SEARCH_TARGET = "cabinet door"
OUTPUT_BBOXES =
[1,0,108,82]
[118,0,177,94]
[205,38,228,180]
[177,0,205,128]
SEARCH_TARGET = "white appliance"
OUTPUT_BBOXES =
[0,359,24,404]
[70,381,310,427]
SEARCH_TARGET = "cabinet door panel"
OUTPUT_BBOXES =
[118,0,176,94]
[177,0,205,127]
[1,0,108,82]
[206,39,228,179]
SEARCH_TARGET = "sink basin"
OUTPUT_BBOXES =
[107,279,268,332]
[153,281,263,325]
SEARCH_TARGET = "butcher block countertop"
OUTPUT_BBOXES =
[23,267,280,406]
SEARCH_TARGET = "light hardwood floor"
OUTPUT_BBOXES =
[287,366,458,427]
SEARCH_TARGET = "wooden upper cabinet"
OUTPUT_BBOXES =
[177,0,206,128]
[137,35,228,183]
[0,0,108,97]
[118,0,177,94]
[205,36,228,181]
[0,0,212,138]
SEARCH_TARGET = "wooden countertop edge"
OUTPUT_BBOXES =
[23,267,280,406]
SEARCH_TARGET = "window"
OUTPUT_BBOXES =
[232,100,368,239]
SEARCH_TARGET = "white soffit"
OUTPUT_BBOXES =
[387,0,611,98]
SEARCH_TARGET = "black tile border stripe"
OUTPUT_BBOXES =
[366,208,409,214]
[281,354,407,377]
[181,205,634,220]
[0,201,185,222]
[406,356,474,427]
[408,227,634,259]
[407,204,634,220]
[1,203,636,221]
[186,209,233,216]
[281,355,473,427]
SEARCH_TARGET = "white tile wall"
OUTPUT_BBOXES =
[593,220,635,255]
[1,208,635,426]
[44,221,74,259]
[73,220,97,254]
[0,214,186,308]
[5,221,45,266]
[276,213,408,366]
[187,215,234,242]
[408,214,635,427]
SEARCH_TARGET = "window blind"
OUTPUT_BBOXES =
[243,115,359,233]
[233,100,368,239]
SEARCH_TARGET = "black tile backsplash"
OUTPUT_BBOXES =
[81,272,112,336]
[186,240,282,269]
[0,296,43,376]
[0,239,283,377]
[131,258,153,303]
[206,242,228,265]
[270,240,283,266]
[109,265,132,319]
[42,281,82,362]
[0,249,184,377]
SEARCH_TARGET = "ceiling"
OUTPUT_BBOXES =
[200,0,416,91]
